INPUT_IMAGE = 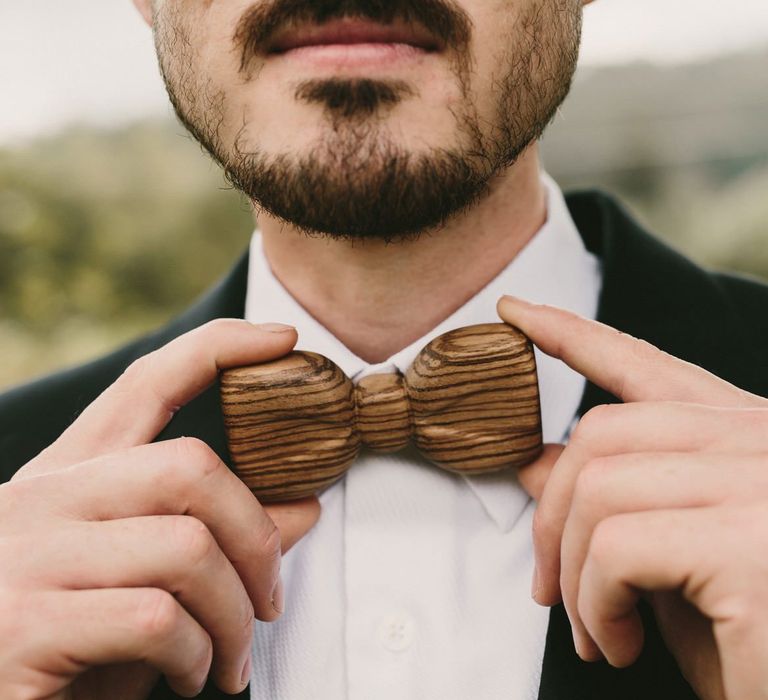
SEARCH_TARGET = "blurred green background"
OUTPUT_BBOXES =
[1,49,767,391]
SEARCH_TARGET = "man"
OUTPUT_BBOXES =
[0,1,767,699]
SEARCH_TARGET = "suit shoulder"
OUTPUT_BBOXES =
[0,333,155,482]
[714,271,768,336]
[712,271,768,387]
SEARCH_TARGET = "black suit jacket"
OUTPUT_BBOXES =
[2,190,768,700]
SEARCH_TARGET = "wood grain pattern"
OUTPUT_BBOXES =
[406,323,542,474]
[220,352,359,502]
[220,323,542,502]
[355,373,412,452]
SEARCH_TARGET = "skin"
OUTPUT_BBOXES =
[0,321,321,699]
[134,0,591,361]
[2,1,764,700]
[0,3,587,695]
[499,296,768,700]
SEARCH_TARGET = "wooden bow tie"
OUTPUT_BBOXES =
[220,323,542,502]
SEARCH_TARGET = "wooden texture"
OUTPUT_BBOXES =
[220,323,542,502]
[220,352,359,502]
[406,323,543,474]
[355,373,412,451]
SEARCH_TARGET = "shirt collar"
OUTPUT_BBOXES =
[244,172,602,532]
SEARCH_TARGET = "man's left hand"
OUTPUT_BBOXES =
[498,295,768,700]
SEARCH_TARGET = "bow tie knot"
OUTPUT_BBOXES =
[355,372,412,452]
[221,323,542,502]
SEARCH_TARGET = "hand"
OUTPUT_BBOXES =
[498,296,768,700]
[0,320,321,700]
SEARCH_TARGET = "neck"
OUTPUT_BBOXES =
[258,145,546,363]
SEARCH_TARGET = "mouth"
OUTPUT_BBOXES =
[266,18,443,65]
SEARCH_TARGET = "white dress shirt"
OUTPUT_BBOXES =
[244,173,602,700]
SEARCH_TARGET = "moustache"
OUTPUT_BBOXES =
[234,0,473,73]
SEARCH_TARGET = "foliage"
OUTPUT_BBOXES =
[0,123,254,388]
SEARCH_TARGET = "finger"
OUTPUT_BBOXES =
[517,443,563,502]
[23,439,321,621]
[28,588,215,698]
[653,591,725,700]
[532,402,768,606]
[23,516,258,691]
[497,296,762,408]
[264,497,323,554]
[577,507,714,668]
[24,320,297,473]
[714,607,768,700]
[560,451,768,660]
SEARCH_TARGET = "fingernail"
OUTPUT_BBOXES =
[254,322,295,333]
[271,577,284,615]
[240,655,252,688]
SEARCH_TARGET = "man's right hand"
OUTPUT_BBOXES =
[0,320,321,700]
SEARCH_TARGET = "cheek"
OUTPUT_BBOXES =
[457,2,524,105]
[185,17,264,140]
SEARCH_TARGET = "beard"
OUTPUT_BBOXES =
[225,118,490,240]
[153,0,582,241]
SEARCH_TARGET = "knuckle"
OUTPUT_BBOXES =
[193,318,242,346]
[574,459,611,509]
[626,337,660,367]
[0,478,34,513]
[630,336,658,357]
[134,589,181,640]
[171,516,217,567]
[118,353,155,390]
[256,522,282,565]
[572,404,617,445]
[8,463,39,483]
[620,339,660,394]
[714,593,753,630]
[588,517,624,570]
[173,437,221,473]
[237,597,256,637]
[531,505,555,549]
[192,636,215,686]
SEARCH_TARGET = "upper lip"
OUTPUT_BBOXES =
[268,18,443,53]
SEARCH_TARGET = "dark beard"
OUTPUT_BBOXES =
[155,1,581,241]
[225,121,492,240]
[295,78,416,122]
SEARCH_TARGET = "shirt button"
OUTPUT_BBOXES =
[377,612,415,652]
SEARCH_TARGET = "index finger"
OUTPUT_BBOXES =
[497,296,760,408]
[25,320,297,473]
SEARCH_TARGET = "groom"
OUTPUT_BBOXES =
[1,1,768,699]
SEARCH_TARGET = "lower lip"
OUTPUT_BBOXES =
[271,42,431,69]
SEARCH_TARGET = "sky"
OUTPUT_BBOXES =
[1,1,767,145]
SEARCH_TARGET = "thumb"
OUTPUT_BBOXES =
[517,444,564,501]
[264,497,322,553]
